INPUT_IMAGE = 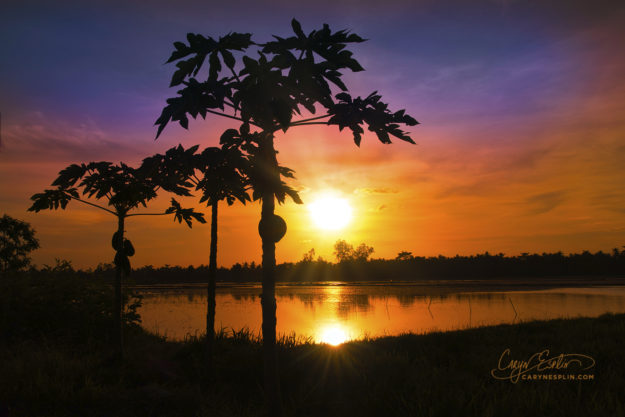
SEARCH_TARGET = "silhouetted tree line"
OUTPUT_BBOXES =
[39,248,624,285]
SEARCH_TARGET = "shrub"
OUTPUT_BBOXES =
[0,268,141,344]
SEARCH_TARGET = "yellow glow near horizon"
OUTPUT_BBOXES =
[318,324,349,346]
[308,193,353,231]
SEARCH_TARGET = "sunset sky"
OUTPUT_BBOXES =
[1,0,624,269]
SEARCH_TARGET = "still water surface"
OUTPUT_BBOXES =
[137,284,625,344]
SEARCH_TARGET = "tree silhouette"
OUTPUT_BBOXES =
[155,19,418,414]
[28,161,205,357]
[0,214,40,273]
[142,143,251,371]
[354,243,375,261]
[334,239,374,262]
[334,239,355,263]
[395,251,413,261]
[301,248,316,263]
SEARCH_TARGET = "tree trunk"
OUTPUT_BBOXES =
[206,201,218,373]
[113,215,124,359]
[259,133,283,416]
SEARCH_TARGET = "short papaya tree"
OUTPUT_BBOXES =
[155,19,418,413]
[29,161,205,357]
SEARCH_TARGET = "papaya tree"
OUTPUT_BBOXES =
[142,142,301,372]
[28,161,205,357]
[142,144,249,370]
[154,19,418,414]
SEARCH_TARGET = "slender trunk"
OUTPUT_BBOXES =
[206,201,218,373]
[113,215,124,359]
[259,133,283,416]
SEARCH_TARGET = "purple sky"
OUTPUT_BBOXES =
[2,0,624,268]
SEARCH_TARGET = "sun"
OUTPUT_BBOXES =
[308,194,353,231]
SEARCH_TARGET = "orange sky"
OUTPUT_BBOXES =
[1,0,624,269]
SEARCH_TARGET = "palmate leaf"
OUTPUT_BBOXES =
[52,164,88,188]
[155,78,234,138]
[278,166,296,179]
[255,181,302,205]
[195,144,251,207]
[262,19,366,69]
[141,144,199,196]
[219,123,260,157]
[219,32,254,51]
[209,51,221,81]
[284,186,303,205]
[167,34,216,85]
[291,19,305,40]
[28,188,79,212]
[166,198,207,228]
[327,91,419,146]
[166,32,253,86]
[245,153,303,206]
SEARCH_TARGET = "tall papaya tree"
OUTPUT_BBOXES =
[154,19,418,415]
[28,161,205,358]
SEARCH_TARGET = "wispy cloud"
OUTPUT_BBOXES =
[354,187,399,195]
[524,191,567,215]
[0,111,142,164]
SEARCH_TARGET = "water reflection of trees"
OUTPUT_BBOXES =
[142,288,528,309]
[273,288,517,312]
[272,291,373,317]
[231,293,257,303]
[140,288,625,322]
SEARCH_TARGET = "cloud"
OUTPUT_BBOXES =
[0,111,144,164]
[523,191,567,215]
[354,187,399,195]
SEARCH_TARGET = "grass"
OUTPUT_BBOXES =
[1,313,624,416]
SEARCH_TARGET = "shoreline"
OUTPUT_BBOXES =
[129,276,625,292]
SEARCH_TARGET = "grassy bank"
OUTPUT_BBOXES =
[2,312,624,417]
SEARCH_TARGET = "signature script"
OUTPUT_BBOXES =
[491,348,595,383]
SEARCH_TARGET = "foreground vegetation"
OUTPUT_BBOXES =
[1,273,624,416]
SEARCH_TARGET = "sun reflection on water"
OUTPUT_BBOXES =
[318,323,350,346]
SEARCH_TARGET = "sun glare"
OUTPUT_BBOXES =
[308,194,353,231]
[318,324,349,346]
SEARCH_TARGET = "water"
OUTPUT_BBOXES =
[136,284,625,344]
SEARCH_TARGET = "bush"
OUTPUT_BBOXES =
[0,214,40,273]
[0,267,141,345]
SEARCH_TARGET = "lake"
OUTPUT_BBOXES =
[136,283,625,344]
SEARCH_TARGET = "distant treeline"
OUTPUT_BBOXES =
[43,249,625,284]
